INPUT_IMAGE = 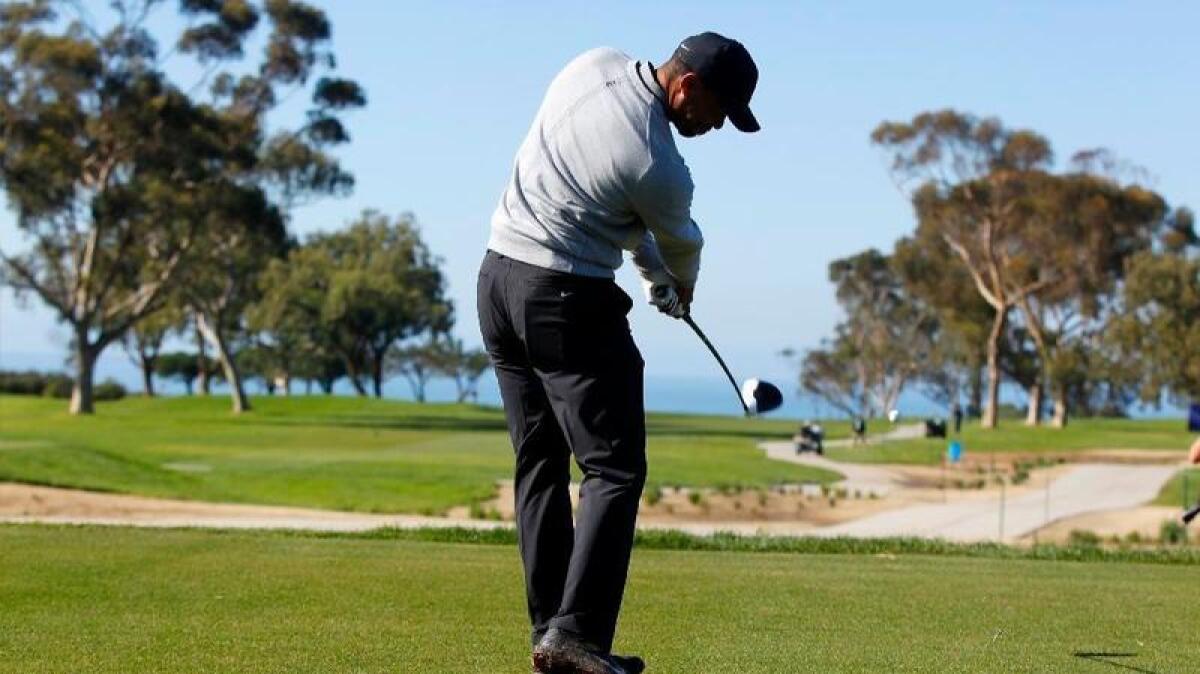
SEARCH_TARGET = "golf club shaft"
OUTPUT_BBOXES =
[683,314,749,416]
[1184,503,1200,525]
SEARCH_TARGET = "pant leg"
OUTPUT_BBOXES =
[476,252,574,645]
[512,267,647,653]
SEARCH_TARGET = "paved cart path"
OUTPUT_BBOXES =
[809,463,1177,542]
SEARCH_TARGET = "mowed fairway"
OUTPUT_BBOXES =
[0,525,1196,673]
[0,396,838,513]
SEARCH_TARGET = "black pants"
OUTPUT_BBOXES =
[476,250,646,653]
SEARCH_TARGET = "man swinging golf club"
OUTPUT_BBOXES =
[476,32,760,674]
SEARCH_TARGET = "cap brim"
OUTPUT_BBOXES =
[727,105,760,133]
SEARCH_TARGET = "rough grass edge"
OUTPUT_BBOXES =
[6,523,1197,566]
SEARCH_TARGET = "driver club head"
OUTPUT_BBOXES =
[741,378,783,416]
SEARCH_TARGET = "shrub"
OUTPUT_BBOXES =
[1160,520,1188,546]
[644,485,662,507]
[1067,530,1101,548]
[0,370,75,397]
[688,491,703,506]
[93,379,127,401]
[42,377,74,399]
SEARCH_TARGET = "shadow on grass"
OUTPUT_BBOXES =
[250,414,795,440]
[644,422,794,440]
[1072,652,1157,673]
[251,415,510,433]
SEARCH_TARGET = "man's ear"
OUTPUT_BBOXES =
[676,71,699,97]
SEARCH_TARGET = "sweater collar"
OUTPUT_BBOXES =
[631,59,667,110]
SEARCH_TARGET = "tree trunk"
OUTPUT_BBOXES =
[141,356,156,397]
[968,363,983,418]
[1052,385,1069,428]
[406,371,427,403]
[372,359,384,399]
[69,336,99,415]
[196,321,211,395]
[319,378,333,394]
[1024,382,1042,426]
[342,355,367,396]
[982,308,1007,429]
[196,313,250,414]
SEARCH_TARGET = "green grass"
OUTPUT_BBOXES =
[0,524,1196,673]
[1155,467,1200,507]
[0,395,839,514]
[828,417,1192,465]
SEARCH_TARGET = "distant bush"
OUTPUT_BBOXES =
[42,377,73,398]
[94,379,127,401]
[644,485,662,507]
[1,370,126,401]
[1159,520,1188,546]
[1067,530,1101,548]
[0,370,72,397]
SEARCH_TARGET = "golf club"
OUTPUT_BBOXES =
[681,313,783,417]
[1184,503,1200,525]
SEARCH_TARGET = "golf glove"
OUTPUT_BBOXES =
[648,284,687,318]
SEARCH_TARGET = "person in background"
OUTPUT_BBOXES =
[852,416,867,446]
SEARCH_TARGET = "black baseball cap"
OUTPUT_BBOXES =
[672,32,760,133]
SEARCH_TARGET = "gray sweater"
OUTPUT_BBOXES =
[488,48,702,287]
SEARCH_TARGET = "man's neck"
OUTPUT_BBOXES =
[653,63,670,96]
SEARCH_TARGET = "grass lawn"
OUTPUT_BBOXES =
[0,395,839,513]
[0,525,1196,673]
[1155,467,1200,507]
[828,417,1193,465]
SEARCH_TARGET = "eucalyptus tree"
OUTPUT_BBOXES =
[0,0,362,414]
[824,248,936,417]
[174,0,364,414]
[121,302,184,396]
[891,235,991,416]
[1109,226,1200,408]
[385,344,436,403]
[1010,167,1171,426]
[0,2,243,412]
[431,337,491,403]
[255,211,454,398]
[798,331,868,419]
[873,110,1054,428]
[312,211,453,398]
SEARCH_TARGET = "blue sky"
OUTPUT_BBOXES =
[2,1,1197,413]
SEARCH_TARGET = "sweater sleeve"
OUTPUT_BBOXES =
[630,230,675,287]
[628,159,703,286]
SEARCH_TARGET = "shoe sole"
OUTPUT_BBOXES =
[532,650,613,674]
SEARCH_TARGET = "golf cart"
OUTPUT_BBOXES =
[794,422,824,455]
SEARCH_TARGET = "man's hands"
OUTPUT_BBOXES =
[649,283,691,318]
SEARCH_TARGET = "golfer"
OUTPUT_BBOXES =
[476,32,760,674]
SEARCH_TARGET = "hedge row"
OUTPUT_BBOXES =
[0,370,126,400]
